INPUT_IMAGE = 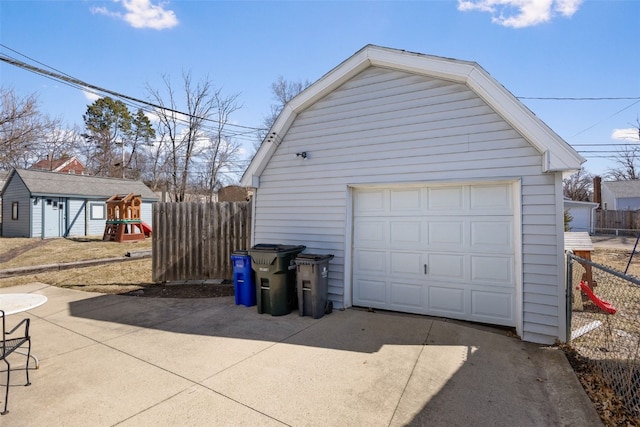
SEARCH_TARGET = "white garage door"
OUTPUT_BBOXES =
[353,183,517,327]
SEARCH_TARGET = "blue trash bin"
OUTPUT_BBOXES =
[231,251,255,307]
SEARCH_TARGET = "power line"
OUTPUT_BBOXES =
[518,96,640,101]
[572,99,640,137]
[0,48,266,135]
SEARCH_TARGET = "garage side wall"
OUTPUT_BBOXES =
[254,67,562,344]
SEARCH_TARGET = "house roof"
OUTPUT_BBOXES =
[602,181,640,199]
[241,45,584,187]
[564,199,598,208]
[31,156,83,172]
[1,169,158,201]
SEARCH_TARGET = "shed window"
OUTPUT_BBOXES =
[11,202,18,220]
[90,203,105,220]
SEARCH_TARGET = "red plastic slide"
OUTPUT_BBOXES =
[140,221,153,237]
[579,281,617,314]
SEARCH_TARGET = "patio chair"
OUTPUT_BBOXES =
[0,310,31,415]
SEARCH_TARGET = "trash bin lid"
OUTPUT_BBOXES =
[232,250,249,256]
[250,244,306,253]
[295,253,334,264]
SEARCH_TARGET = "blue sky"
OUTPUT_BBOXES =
[1,0,638,176]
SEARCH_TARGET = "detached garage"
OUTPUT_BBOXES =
[241,45,584,344]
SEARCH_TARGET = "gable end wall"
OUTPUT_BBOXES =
[1,174,32,237]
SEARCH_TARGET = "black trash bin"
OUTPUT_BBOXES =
[295,254,334,319]
[231,251,255,307]
[248,244,306,316]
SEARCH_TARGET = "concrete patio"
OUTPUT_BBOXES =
[1,282,601,426]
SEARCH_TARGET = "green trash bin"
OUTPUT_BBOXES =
[295,254,334,319]
[248,244,306,316]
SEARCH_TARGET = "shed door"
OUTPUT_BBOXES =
[43,197,65,238]
[352,183,517,327]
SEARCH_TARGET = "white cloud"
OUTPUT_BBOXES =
[457,0,583,28]
[612,128,640,141]
[83,90,102,102]
[91,0,178,30]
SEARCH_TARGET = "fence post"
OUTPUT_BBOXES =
[565,253,573,342]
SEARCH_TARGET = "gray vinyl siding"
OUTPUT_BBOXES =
[87,201,107,236]
[254,67,563,344]
[1,174,32,237]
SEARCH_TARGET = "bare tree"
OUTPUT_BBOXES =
[204,91,242,201]
[563,167,594,201]
[1,88,81,170]
[147,72,242,202]
[607,146,640,180]
[255,76,310,150]
[606,118,640,181]
[0,88,43,169]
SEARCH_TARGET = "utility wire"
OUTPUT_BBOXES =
[518,96,640,101]
[571,99,640,138]
[0,53,266,134]
[0,52,260,144]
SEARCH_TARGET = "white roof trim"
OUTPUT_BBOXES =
[241,45,584,186]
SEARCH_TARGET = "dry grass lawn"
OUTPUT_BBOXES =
[0,236,153,293]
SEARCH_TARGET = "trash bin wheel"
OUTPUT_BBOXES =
[324,300,333,314]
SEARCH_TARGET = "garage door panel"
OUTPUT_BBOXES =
[354,220,387,247]
[390,281,424,309]
[428,286,465,314]
[390,221,422,246]
[355,250,386,273]
[428,221,464,246]
[470,220,513,251]
[427,253,465,280]
[390,252,423,276]
[355,278,386,304]
[471,256,513,285]
[471,291,513,323]
[428,186,464,210]
[354,190,387,214]
[470,183,512,211]
[390,188,422,211]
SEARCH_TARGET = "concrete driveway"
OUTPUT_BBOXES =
[2,283,601,426]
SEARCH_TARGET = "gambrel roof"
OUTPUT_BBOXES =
[242,45,584,187]
[1,169,158,201]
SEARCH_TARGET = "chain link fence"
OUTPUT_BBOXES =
[567,252,640,417]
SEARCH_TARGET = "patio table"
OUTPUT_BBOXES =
[0,293,47,368]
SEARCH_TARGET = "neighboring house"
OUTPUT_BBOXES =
[564,199,598,233]
[30,155,86,175]
[217,185,253,202]
[601,180,640,210]
[1,169,158,238]
[241,45,584,344]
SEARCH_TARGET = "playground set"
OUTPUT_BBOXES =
[566,232,617,315]
[102,193,152,243]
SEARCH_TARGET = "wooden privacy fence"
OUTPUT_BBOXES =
[594,209,640,234]
[152,201,252,282]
